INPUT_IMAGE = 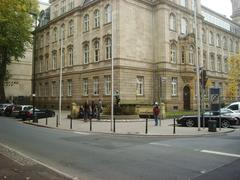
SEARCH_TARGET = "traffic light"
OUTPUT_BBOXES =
[200,69,208,89]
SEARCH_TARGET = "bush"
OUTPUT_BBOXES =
[103,104,136,115]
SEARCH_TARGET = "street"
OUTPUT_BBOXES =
[0,116,240,180]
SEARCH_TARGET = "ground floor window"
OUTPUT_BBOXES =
[136,76,144,96]
[171,77,177,96]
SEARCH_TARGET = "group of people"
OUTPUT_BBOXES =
[79,99,103,121]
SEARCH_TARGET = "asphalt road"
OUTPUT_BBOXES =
[0,116,240,180]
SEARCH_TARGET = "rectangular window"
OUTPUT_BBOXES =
[171,77,178,96]
[67,79,72,96]
[104,75,111,95]
[136,76,144,96]
[52,52,57,70]
[83,78,88,96]
[93,77,99,95]
[52,81,57,97]
[45,82,49,97]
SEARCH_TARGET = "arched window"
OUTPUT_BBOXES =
[202,29,206,43]
[230,39,233,52]
[209,31,214,45]
[60,24,65,40]
[216,34,221,47]
[210,53,215,71]
[217,55,222,72]
[105,4,112,23]
[170,43,177,63]
[83,14,89,32]
[223,36,228,49]
[68,20,74,36]
[83,44,89,64]
[68,46,73,66]
[180,0,187,7]
[181,18,187,35]
[94,41,100,62]
[105,38,112,59]
[189,45,194,64]
[53,27,57,42]
[169,13,176,31]
[94,9,100,28]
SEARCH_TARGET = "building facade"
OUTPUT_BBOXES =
[35,0,240,111]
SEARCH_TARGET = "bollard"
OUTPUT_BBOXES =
[45,112,48,125]
[113,118,116,133]
[145,118,148,134]
[173,118,176,134]
[70,116,72,129]
[56,115,58,127]
[90,117,92,131]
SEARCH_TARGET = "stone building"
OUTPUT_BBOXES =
[34,0,240,111]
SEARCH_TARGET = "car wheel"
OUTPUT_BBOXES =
[221,120,230,128]
[186,119,195,127]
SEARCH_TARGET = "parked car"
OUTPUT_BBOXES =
[12,105,33,118]
[0,103,12,116]
[223,102,240,113]
[177,111,238,128]
[220,108,240,122]
[19,108,55,120]
[4,105,15,116]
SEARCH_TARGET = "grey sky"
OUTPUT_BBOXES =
[39,0,233,18]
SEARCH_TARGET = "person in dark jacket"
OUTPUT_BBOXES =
[83,101,90,122]
[153,102,160,126]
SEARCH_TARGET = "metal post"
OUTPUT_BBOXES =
[219,96,221,131]
[58,27,63,126]
[56,115,58,127]
[113,118,116,133]
[173,118,176,134]
[90,117,92,131]
[70,116,72,129]
[46,112,48,125]
[145,118,148,134]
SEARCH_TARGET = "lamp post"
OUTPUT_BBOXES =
[30,12,38,123]
[111,0,114,131]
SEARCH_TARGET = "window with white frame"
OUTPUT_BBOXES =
[94,9,100,28]
[169,13,176,31]
[217,55,222,72]
[93,77,99,95]
[189,45,194,64]
[181,18,187,35]
[216,34,221,47]
[83,44,89,64]
[191,0,195,10]
[68,20,74,36]
[67,79,72,96]
[94,41,100,62]
[68,47,73,66]
[83,78,88,96]
[60,48,65,68]
[60,0,66,14]
[223,36,228,49]
[59,24,65,40]
[104,75,111,95]
[202,29,206,43]
[105,4,112,23]
[45,82,49,97]
[180,0,187,7]
[170,43,177,63]
[51,81,57,97]
[136,76,144,96]
[83,14,89,32]
[68,0,74,10]
[105,38,112,59]
[210,53,215,71]
[53,27,57,42]
[171,77,178,96]
[209,31,214,45]
[52,51,57,69]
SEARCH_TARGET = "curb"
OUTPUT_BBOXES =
[21,121,235,138]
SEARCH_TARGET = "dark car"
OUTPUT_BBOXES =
[0,104,12,116]
[177,111,238,128]
[4,105,15,116]
[13,105,33,118]
[19,108,55,120]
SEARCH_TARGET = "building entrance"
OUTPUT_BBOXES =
[183,86,191,110]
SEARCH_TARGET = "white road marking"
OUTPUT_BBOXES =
[149,142,172,147]
[74,131,90,135]
[200,150,240,158]
[0,143,78,180]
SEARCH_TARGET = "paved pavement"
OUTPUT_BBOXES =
[24,111,234,136]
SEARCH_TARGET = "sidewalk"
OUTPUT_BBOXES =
[24,111,234,136]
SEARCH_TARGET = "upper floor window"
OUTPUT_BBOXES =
[217,55,222,72]
[94,40,100,62]
[83,14,89,32]
[209,31,214,45]
[52,51,57,70]
[189,45,194,64]
[170,43,177,63]
[59,24,65,40]
[83,78,88,96]
[105,38,112,59]
[68,20,74,36]
[191,0,195,10]
[210,53,215,71]
[83,44,89,64]
[180,0,187,7]
[136,76,144,96]
[181,47,185,63]
[202,29,206,43]
[216,34,221,47]
[203,51,207,69]
[181,18,188,35]
[53,27,57,42]
[169,13,176,31]
[223,36,228,49]
[105,4,112,23]
[68,0,74,10]
[94,9,100,28]
[224,57,228,73]
[60,0,66,14]
[68,46,73,66]
[230,39,234,52]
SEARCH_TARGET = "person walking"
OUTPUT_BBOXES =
[153,102,160,126]
[97,99,103,120]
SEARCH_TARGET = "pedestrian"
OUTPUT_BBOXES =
[153,102,160,126]
[91,101,96,119]
[97,99,103,120]
[83,101,90,122]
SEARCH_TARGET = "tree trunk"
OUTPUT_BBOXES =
[0,48,7,103]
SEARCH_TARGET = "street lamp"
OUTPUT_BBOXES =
[29,12,38,123]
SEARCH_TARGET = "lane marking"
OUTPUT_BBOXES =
[0,142,78,180]
[149,142,172,147]
[200,150,240,158]
[74,131,90,135]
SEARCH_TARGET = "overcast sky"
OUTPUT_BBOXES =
[39,0,233,18]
